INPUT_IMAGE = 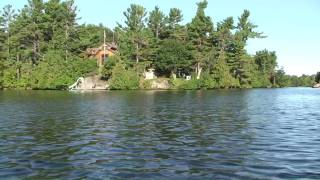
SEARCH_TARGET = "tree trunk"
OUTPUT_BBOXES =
[65,23,69,61]
[16,53,20,80]
[156,28,159,39]
[273,75,276,85]
[52,21,55,49]
[136,43,139,63]
[32,40,37,65]
[7,27,10,60]
[171,70,176,80]
[32,22,38,64]
[196,62,202,80]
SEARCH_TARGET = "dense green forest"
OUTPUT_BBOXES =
[0,0,316,90]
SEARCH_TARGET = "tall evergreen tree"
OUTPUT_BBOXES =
[315,72,320,83]
[61,0,77,60]
[214,17,234,74]
[44,0,66,49]
[1,5,16,60]
[229,9,265,86]
[168,8,183,28]
[148,6,165,39]
[254,49,277,85]
[121,4,147,63]
[0,0,287,90]
[187,0,214,79]
[147,6,165,66]
[0,11,5,58]
[0,14,5,88]
[27,0,46,64]
[155,39,192,76]
[212,52,237,88]
[164,8,186,40]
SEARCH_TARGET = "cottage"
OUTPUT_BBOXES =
[86,42,118,67]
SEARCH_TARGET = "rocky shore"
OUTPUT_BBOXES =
[313,83,320,88]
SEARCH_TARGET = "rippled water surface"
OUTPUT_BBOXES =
[0,88,320,179]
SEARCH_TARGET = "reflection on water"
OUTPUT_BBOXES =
[0,88,320,179]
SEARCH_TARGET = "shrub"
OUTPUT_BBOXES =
[31,51,97,90]
[101,55,120,79]
[169,78,200,90]
[139,79,152,89]
[109,64,140,90]
[0,61,3,89]
[199,72,215,89]
[180,79,200,90]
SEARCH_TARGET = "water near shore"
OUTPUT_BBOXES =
[0,88,320,179]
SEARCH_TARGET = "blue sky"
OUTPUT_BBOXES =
[1,0,320,75]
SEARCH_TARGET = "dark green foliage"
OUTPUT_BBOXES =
[167,8,183,28]
[2,51,96,89]
[0,1,107,90]
[155,39,192,76]
[0,60,3,89]
[187,0,214,79]
[255,50,277,74]
[315,72,320,83]
[253,50,277,87]
[120,4,148,63]
[109,63,140,90]
[101,55,121,79]
[0,1,309,90]
[212,55,239,88]
[198,72,215,89]
[273,68,315,87]
[75,24,113,56]
[275,68,290,87]
[148,6,165,39]
[0,12,6,88]
[169,78,200,90]
[164,8,185,40]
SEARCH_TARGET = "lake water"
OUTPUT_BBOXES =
[0,88,320,179]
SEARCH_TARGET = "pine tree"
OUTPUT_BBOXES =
[1,4,16,60]
[212,51,238,88]
[230,9,265,87]
[0,12,5,58]
[167,8,183,28]
[8,0,47,64]
[187,0,214,79]
[147,6,165,67]
[44,0,66,49]
[121,4,147,63]
[28,0,47,64]
[315,72,320,83]
[164,8,186,40]
[148,6,165,39]
[61,0,78,60]
[0,14,5,88]
[155,39,192,76]
[213,17,234,77]
[254,49,277,86]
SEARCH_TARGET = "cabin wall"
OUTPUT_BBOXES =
[94,50,115,67]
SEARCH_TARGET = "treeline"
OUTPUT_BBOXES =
[113,1,277,89]
[0,0,316,90]
[0,0,114,89]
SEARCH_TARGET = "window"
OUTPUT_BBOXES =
[101,54,109,63]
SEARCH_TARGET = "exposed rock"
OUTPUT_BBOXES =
[69,75,108,90]
[144,68,157,80]
[150,79,170,89]
[313,83,320,88]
